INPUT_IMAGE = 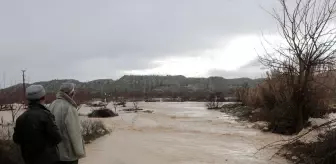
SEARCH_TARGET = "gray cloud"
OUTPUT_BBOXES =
[208,58,267,79]
[0,0,279,83]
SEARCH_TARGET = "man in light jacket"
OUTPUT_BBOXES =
[49,83,85,164]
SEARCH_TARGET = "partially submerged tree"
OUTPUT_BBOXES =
[260,0,336,132]
[206,92,223,109]
[122,98,143,112]
[205,101,223,110]
[132,98,140,110]
[112,100,118,113]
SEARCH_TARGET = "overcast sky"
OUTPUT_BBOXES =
[0,0,281,85]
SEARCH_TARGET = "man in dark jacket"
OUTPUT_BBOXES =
[13,85,62,164]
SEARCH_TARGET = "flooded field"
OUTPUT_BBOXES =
[79,102,288,164]
[0,102,289,163]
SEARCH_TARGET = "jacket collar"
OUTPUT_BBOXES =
[56,91,78,108]
[28,102,49,111]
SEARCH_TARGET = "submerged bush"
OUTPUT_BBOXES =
[205,101,223,110]
[122,108,143,112]
[81,119,111,144]
[88,108,118,118]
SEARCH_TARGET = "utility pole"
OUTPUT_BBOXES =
[2,72,5,89]
[21,70,26,102]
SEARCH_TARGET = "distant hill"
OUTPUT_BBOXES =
[0,75,264,99]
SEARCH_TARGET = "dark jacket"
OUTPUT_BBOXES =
[13,102,62,164]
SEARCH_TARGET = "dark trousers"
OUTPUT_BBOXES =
[58,160,78,164]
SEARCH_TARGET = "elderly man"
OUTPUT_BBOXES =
[49,83,85,164]
[13,85,62,164]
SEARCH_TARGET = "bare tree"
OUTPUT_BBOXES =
[0,104,9,111]
[206,92,223,109]
[0,104,4,111]
[112,100,118,113]
[260,0,336,132]
[132,99,139,110]
[9,104,24,124]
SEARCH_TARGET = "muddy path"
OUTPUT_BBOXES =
[80,102,288,164]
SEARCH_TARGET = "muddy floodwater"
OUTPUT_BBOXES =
[79,102,288,164]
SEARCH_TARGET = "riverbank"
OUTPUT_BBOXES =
[216,102,336,164]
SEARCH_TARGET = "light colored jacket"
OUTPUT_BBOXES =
[49,92,86,161]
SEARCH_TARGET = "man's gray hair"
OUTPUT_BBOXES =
[59,83,76,94]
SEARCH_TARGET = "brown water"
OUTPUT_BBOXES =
[79,102,288,164]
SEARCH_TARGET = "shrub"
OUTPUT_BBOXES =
[0,125,23,164]
[88,108,118,118]
[236,72,335,134]
[205,101,223,110]
[0,124,13,140]
[81,119,111,144]
[0,140,23,164]
[220,104,254,121]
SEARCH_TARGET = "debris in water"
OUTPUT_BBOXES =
[142,110,154,113]
[122,108,144,113]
